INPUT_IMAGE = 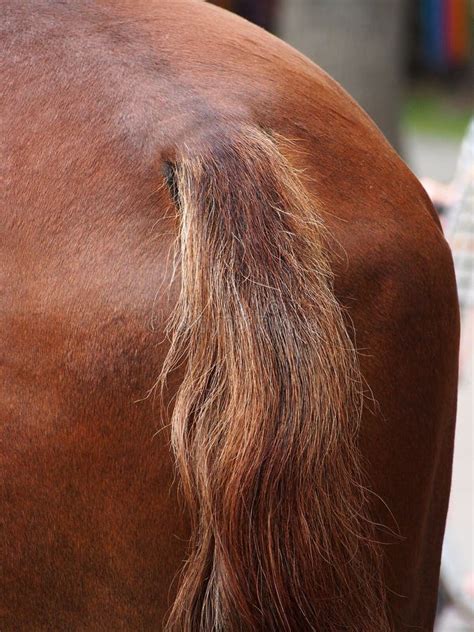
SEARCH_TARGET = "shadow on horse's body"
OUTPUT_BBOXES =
[1,1,459,630]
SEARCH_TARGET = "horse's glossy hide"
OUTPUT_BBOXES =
[1,1,459,629]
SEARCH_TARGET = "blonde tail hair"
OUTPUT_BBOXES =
[161,125,390,631]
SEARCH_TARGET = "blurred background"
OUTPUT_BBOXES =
[211,2,473,630]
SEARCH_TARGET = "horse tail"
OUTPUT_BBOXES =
[161,125,390,631]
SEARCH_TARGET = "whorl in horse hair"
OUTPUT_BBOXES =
[159,125,391,631]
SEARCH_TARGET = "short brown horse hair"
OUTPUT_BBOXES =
[160,124,391,631]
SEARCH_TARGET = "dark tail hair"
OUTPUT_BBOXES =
[160,125,390,631]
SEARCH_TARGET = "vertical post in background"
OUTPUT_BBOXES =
[279,0,407,151]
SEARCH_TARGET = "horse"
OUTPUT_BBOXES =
[1,1,460,630]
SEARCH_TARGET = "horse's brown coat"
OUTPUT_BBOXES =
[1,1,459,630]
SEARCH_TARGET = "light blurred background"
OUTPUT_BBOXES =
[211,2,473,630]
